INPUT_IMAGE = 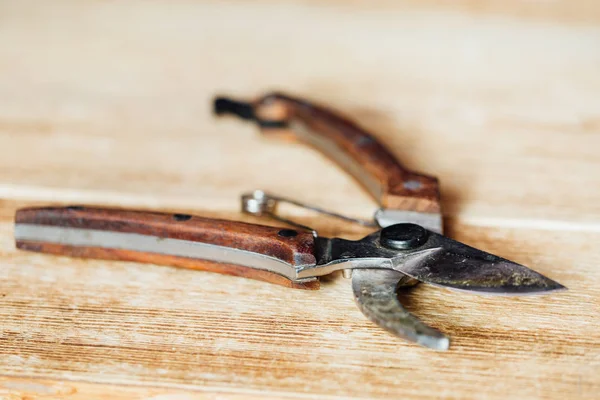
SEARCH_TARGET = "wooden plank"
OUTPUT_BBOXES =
[0,201,598,399]
[0,1,598,398]
[0,1,599,227]
[0,376,269,400]
[292,0,600,24]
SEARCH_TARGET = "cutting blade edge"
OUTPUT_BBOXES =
[394,232,567,295]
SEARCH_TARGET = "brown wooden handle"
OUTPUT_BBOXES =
[215,93,440,213]
[15,206,319,289]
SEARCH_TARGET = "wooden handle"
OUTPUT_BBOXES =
[216,93,440,213]
[15,206,319,290]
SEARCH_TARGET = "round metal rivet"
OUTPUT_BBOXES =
[403,180,423,190]
[278,229,298,238]
[380,223,429,250]
[173,214,192,221]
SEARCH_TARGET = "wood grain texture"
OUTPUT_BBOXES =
[1,202,599,399]
[0,0,599,399]
[250,92,441,213]
[15,206,318,289]
[1,1,598,226]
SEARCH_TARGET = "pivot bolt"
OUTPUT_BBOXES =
[380,223,429,250]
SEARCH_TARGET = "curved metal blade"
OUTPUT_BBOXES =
[312,228,565,295]
[395,231,567,295]
[351,268,450,351]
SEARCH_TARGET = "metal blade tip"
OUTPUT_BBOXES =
[418,335,450,351]
[396,233,568,296]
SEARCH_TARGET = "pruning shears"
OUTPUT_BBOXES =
[14,92,565,351]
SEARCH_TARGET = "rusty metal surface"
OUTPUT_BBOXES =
[352,268,450,350]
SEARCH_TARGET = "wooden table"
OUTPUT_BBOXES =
[1,1,599,399]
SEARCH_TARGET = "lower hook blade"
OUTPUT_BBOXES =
[352,269,450,351]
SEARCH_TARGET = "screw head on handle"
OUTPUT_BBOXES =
[380,223,429,250]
